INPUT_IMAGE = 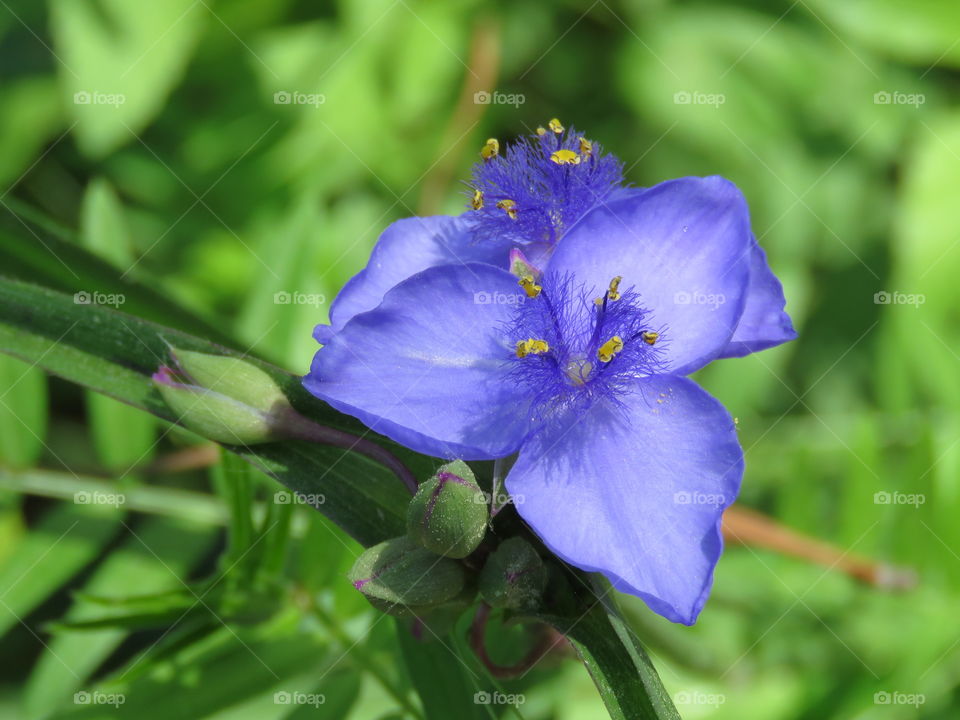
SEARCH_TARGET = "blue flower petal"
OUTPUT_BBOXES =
[315,215,512,343]
[719,236,797,358]
[547,176,753,375]
[305,263,532,460]
[505,375,743,624]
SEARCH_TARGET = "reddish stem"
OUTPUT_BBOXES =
[468,603,562,679]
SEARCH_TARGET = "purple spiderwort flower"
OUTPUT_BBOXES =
[305,122,796,624]
[314,121,626,343]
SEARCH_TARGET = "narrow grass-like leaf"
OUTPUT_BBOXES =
[0,354,47,469]
[0,277,426,545]
[396,623,491,720]
[537,579,681,720]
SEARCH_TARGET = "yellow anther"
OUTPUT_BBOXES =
[597,336,624,363]
[497,198,518,220]
[480,138,499,161]
[536,126,547,136]
[579,137,593,157]
[641,331,659,346]
[471,189,484,210]
[516,338,549,358]
[550,149,581,166]
[607,276,623,302]
[518,274,541,298]
[547,118,564,134]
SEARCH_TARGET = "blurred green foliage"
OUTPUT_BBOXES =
[1,0,959,718]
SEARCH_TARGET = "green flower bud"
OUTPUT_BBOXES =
[348,537,465,614]
[479,537,546,611]
[153,366,279,444]
[152,348,292,445]
[173,349,289,411]
[406,460,488,559]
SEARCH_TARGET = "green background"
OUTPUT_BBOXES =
[1,0,958,718]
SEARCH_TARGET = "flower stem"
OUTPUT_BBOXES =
[468,602,561,678]
[276,408,418,494]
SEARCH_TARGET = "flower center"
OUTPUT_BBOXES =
[505,271,666,416]
[563,355,594,386]
[467,119,624,249]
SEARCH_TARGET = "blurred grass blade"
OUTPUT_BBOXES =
[0,76,62,188]
[0,504,122,640]
[280,668,362,719]
[80,179,135,267]
[50,0,205,158]
[258,485,295,581]
[0,198,235,347]
[0,468,226,525]
[396,624,488,720]
[52,625,336,719]
[47,609,199,633]
[211,450,257,570]
[237,193,327,368]
[80,179,158,469]
[0,354,47,468]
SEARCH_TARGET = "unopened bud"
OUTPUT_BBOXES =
[173,349,288,411]
[152,348,292,445]
[153,367,279,444]
[406,460,488,559]
[479,537,546,610]
[348,537,465,614]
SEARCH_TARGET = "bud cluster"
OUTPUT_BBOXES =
[151,351,551,627]
[348,460,548,628]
